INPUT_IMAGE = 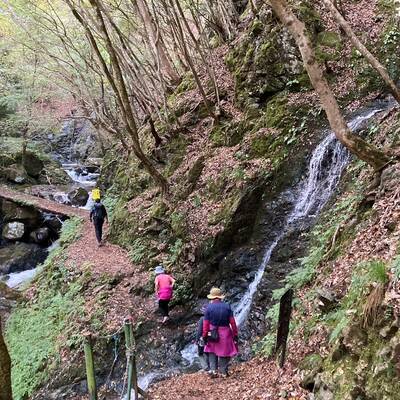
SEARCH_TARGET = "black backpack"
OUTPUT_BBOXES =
[92,203,105,220]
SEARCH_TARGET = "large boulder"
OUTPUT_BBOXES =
[20,151,44,178]
[4,164,28,184]
[30,227,50,244]
[1,200,41,228]
[43,214,64,235]
[0,243,48,274]
[2,222,25,241]
[67,187,89,207]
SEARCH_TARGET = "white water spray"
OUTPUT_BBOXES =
[233,107,386,327]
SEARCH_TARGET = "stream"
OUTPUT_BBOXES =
[129,99,395,394]
[0,160,98,290]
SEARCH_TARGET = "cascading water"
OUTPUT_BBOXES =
[126,100,395,395]
[179,101,392,370]
[233,106,388,327]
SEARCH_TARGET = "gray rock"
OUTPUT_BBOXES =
[30,228,50,244]
[67,187,89,206]
[379,324,398,339]
[53,192,71,205]
[380,164,400,194]
[315,288,338,313]
[1,200,41,224]
[2,222,25,240]
[4,164,28,184]
[313,374,334,400]
[0,243,48,274]
[43,214,64,234]
[22,151,44,178]
[24,185,62,201]
[342,324,368,356]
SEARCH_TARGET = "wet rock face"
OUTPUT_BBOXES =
[0,243,47,274]
[67,187,89,207]
[50,118,103,162]
[2,222,25,241]
[21,151,44,178]
[4,164,29,184]
[1,200,42,231]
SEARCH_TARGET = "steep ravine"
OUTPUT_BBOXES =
[112,98,395,396]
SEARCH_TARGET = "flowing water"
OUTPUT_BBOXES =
[180,100,393,369]
[233,105,388,327]
[118,100,395,396]
[1,231,61,289]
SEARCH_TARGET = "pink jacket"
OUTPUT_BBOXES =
[155,274,174,300]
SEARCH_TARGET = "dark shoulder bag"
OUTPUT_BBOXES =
[207,306,223,342]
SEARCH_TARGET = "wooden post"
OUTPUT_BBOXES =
[128,322,139,399]
[0,316,12,400]
[124,319,148,399]
[125,319,140,400]
[275,288,294,368]
[83,334,97,400]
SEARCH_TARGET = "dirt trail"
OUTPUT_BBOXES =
[67,221,134,276]
[0,185,133,277]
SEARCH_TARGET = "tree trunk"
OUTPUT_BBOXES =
[269,0,390,171]
[0,317,12,400]
[168,0,216,120]
[321,0,400,104]
[135,0,180,85]
[68,0,169,195]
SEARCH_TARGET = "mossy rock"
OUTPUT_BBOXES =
[250,18,264,36]
[175,74,196,94]
[316,31,343,62]
[149,199,168,219]
[15,151,44,178]
[263,93,289,129]
[317,31,342,50]
[226,1,323,106]
[164,135,189,177]
[210,119,253,148]
[169,211,187,237]
[249,131,276,158]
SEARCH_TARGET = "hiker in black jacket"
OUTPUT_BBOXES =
[89,199,108,246]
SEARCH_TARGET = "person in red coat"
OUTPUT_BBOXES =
[202,287,238,377]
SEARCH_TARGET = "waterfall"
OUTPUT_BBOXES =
[136,100,394,389]
[233,106,387,327]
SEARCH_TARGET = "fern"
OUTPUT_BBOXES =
[129,238,147,263]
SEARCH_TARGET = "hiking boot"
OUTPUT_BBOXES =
[161,316,169,324]
[208,370,218,379]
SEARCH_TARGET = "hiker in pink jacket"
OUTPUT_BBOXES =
[154,265,175,323]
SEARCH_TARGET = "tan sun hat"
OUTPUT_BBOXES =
[207,287,225,300]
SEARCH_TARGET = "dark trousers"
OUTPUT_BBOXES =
[159,300,169,317]
[93,218,104,243]
[208,353,230,374]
